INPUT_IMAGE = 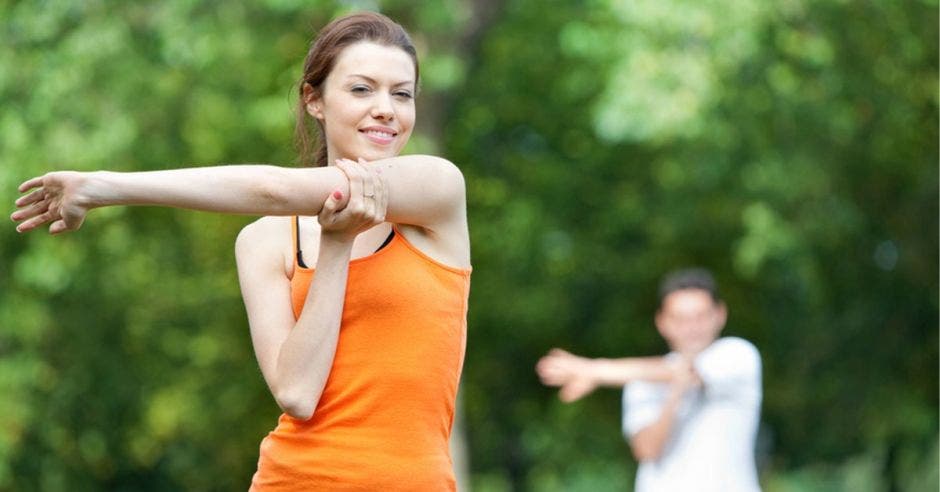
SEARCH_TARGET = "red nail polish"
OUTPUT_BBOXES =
[333,191,342,200]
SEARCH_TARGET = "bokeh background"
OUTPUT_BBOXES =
[1,0,937,490]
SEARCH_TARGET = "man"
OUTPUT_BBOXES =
[536,268,762,492]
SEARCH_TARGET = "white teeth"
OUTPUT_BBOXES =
[365,130,394,138]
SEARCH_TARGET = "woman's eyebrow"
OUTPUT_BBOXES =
[347,74,415,87]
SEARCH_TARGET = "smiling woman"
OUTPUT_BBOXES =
[295,12,420,168]
[11,11,470,491]
[306,42,416,163]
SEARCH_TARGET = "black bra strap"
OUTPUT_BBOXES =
[295,217,394,269]
[375,229,395,252]
[295,216,308,268]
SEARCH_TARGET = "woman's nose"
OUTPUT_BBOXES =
[371,94,394,120]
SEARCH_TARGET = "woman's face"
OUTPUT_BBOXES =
[308,41,416,163]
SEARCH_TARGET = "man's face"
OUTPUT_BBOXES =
[655,288,727,356]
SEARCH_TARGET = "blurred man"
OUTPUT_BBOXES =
[536,268,762,492]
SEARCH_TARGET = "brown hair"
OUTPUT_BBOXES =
[295,12,419,167]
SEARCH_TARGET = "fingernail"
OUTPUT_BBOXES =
[333,191,342,200]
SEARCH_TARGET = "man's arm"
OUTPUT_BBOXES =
[693,337,762,401]
[627,357,701,461]
[536,348,679,402]
[628,386,684,461]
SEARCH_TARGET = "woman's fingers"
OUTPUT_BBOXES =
[11,200,50,222]
[360,158,387,224]
[15,189,45,208]
[376,171,388,223]
[320,158,387,235]
[16,210,54,233]
[336,159,364,210]
[320,159,360,232]
[18,175,44,193]
[319,190,343,226]
[13,172,90,234]
[359,160,376,200]
[339,158,376,219]
[360,161,379,222]
[49,219,69,235]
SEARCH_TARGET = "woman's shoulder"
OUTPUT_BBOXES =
[237,216,290,243]
[235,216,298,272]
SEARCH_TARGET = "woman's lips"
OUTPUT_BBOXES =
[360,128,396,145]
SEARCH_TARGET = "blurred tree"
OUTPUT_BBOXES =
[445,0,937,490]
[0,0,479,489]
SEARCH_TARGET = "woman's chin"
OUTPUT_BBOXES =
[358,149,401,162]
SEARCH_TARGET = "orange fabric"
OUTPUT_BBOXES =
[249,222,471,491]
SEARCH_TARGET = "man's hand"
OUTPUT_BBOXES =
[12,171,95,234]
[668,356,702,395]
[536,348,599,402]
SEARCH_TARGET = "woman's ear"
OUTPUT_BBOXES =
[302,82,323,119]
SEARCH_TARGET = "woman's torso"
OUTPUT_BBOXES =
[250,219,471,491]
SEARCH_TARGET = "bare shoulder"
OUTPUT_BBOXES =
[235,216,294,273]
[236,216,288,246]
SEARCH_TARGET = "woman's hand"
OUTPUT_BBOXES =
[317,158,388,242]
[11,171,95,234]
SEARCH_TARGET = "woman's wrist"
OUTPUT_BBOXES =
[318,231,356,254]
[83,171,117,208]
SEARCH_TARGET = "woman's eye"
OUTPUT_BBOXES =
[394,91,414,99]
[351,85,371,94]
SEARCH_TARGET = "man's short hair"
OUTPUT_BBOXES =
[658,268,720,305]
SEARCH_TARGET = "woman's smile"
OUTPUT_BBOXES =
[360,125,398,145]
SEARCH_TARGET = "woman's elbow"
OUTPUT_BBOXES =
[275,389,317,421]
[430,158,466,210]
[439,158,466,194]
[251,169,293,213]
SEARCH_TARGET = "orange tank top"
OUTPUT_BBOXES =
[249,221,471,491]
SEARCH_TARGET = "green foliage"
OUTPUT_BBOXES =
[446,0,937,489]
[1,0,936,490]
[1,1,338,489]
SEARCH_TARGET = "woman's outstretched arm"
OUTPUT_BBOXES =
[11,165,345,234]
[11,155,464,236]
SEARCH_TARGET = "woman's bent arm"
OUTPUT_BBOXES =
[237,162,389,420]
[236,222,352,420]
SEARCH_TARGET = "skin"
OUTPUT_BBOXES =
[535,288,727,461]
[11,41,471,420]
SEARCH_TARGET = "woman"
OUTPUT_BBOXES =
[12,12,470,490]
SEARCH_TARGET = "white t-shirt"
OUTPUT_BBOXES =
[622,337,762,492]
